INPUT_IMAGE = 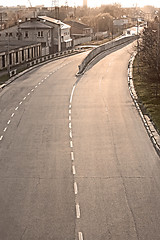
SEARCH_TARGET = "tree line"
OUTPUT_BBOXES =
[137,16,160,97]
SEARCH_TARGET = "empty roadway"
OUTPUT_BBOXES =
[0,42,159,240]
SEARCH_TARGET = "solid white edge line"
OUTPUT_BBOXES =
[76,204,81,219]
[74,182,78,195]
[78,232,84,240]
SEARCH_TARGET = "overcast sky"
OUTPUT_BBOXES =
[1,0,160,8]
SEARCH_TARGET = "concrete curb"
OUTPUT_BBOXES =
[0,48,85,91]
[128,52,160,157]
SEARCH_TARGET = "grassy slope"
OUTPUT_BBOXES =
[133,56,160,133]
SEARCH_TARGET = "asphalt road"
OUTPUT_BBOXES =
[0,43,160,240]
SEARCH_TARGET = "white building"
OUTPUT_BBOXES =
[38,16,72,52]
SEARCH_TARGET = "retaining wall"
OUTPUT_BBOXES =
[78,35,137,74]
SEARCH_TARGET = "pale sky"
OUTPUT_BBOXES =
[1,0,160,8]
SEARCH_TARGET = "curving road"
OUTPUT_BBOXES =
[0,43,160,240]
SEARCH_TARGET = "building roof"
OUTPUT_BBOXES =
[65,20,91,30]
[0,40,40,53]
[20,20,52,29]
[38,16,71,29]
[38,16,61,25]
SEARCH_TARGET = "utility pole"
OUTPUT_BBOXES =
[28,0,32,7]
[0,12,3,30]
[7,34,10,76]
[156,12,160,96]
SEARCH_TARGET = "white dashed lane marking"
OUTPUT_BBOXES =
[76,204,81,219]
[74,182,78,195]
[70,141,73,148]
[72,165,76,175]
[0,136,3,141]
[70,130,72,139]
[70,85,76,104]
[3,127,7,132]
[78,232,84,240]
[0,65,68,143]
[71,151,74,160]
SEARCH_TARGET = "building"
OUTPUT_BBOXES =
[0,16,72,54]
[38,16,72,52]
[18,19,52,55]
[64,20,93,46]
[0,40,41,71]
[65,20,93,36]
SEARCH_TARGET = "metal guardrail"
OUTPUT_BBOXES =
[26,48,83,69]
[9,69,17,77]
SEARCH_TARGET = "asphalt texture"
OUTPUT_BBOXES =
[0,43,159,240]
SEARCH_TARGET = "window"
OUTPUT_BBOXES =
[31,47,34,58]
[21,50,24,61]
[25,31,29,38]
[9,53,12,65]
[16,52,18,63]
[41,42,46,47]
[38,31,43,37]
[28,48,30,59]
[9,32,12,37]
[5,32,8,37]
[2,55,5,68]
